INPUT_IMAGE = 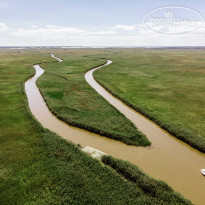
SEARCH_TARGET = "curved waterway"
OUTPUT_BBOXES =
[25,55,205,204]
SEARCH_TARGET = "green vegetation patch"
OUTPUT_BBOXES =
[38,49,150,146]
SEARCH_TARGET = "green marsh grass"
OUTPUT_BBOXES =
[38,49,150,146]
[95,49,205,152]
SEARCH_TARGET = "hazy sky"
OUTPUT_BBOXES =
[0,0,204,46]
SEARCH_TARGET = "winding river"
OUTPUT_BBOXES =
[25,54,205,205]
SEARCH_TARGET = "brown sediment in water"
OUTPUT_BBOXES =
[25,56,205,205]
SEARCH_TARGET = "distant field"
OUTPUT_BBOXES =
[0,49,190,204]
[94,49,205,152]
[38,49,150,146]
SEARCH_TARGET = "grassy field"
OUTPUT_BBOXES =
[0,49,191,204]
[38,49,150,146]
[94,49,205,152]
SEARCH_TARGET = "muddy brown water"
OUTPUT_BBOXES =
[25,56,205,204]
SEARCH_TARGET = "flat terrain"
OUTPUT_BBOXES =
[38,49,150,146]
[0,49,190,204]
[95,49,205,152]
